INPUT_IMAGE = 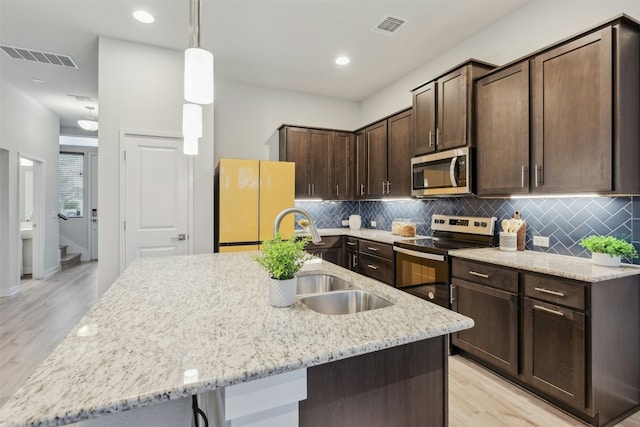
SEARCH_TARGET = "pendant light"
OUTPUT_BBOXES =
[78,106,98,131]
[182,0,213,155]
[184,0,213,105]
[182,103,202,155]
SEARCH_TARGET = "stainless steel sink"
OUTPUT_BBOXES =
[299,290,393,315]
[297,274,352,294]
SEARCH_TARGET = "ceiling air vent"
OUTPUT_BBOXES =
[1,45,78,69]
[68,94,95,103]
[372,16,407,36]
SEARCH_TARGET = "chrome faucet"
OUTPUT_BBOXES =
[273,207,322,243]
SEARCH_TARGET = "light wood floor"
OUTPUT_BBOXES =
[1,262,639,426]
[0,262,99,408]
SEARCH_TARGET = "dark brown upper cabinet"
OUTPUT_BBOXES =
[356,108,413,199]
[279,126,353,200]
[476,61,530,197]
[476,16,640,197]
[412,60,495,156]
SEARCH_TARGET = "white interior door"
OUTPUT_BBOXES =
[122,133,190,270]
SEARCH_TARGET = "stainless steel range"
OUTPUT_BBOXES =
[393,214,497,308]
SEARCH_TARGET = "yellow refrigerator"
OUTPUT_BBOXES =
[215,158,295,252]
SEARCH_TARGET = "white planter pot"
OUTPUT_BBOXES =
[591,252,621,267]
[269,277,297,307]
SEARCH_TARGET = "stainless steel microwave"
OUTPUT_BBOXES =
[411,147,473,197]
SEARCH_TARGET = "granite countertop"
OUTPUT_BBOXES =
[450,248,640,282]
[0,252,472,427]
[296,228,426,244]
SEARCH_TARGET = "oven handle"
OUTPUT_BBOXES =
[393,246,446,262]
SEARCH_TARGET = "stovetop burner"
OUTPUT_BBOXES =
[393,214,498,255]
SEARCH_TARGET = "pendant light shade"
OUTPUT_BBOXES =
[78,120,99,131]
[183,103,202,155]
[184,48,213,105]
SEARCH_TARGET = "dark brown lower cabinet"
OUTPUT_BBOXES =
[304,236,344,267]
[523,297,585,410]
[345,237,358,271]
[300,336,446,427]
[451,278,518,375]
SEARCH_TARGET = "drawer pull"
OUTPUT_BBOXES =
[347,242,356,246]
[367,264,379,270]
[468,271,489,279]
[534,287,565,297]
[533,304,564,317]
[367,247,379,252]
[313,242,325,246]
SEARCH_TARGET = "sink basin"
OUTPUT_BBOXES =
[297,274,352,294]
[299,290,393,315]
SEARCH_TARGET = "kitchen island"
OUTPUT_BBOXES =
[0,252,473,427]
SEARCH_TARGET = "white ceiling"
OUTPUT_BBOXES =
[0,0,531,132]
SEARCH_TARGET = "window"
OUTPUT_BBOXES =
[58,152,84,218]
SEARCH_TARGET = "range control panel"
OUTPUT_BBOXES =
[431,214,496,236]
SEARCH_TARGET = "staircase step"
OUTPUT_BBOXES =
[59,245,68,258]
[60,253,81,270]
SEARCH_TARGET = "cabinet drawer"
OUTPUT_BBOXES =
[305,235,342,250]
[359,253,393,285]
[345,237,359,250]
[452,259,518,293]
[358,239,393,259]
[524,274,585,310]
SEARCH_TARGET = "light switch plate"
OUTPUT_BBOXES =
[370,220,377,228]
[533,236,550,247]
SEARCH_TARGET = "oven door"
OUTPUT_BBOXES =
[394,247,450,308]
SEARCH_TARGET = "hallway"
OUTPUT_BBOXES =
[0,262,98,408]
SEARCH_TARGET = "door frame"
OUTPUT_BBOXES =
[118,130,194,274]
[17,153,45,279]
[88,152,99,260]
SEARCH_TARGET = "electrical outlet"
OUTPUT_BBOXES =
[533,236,550,247]
[370,220,377,228]
[341,219,349,227]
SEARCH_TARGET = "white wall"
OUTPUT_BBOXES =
[98,37,214,295]
[360,1,640,124]
[214,79,360,165]
[0,80,60,296]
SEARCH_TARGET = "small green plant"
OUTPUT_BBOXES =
[254,232,312,280]
[579,235,638,259]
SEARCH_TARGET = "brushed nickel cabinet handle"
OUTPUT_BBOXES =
[382,181,386,194]
[386,181,391,195]
[360,184,365,196]
[347,241,356,246]
[367,264,379,270]
[436,128,441,146]
[336,185,339,197]
[468,271,489,279]
[428,130,433,147]
[367,247,379,252]
[534,304,564,317]
[308,184,311,196]
[521,166,526,188]
[311,184,315,196]
[353,254,357,267]
[534,287,565,297]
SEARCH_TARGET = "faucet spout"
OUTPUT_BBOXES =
[273,207,322,243]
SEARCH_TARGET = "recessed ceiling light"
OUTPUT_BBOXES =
[335,56,350,66]
[133,10,155,24]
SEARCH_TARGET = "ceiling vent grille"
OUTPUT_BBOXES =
[1,45,78,69]
[68,94,95,103]
[372,16,407,36]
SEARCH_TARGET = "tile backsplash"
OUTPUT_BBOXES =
[296,196,640,265]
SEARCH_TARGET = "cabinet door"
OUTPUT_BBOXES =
[365,121,388,198]
[387,109,413,197]
[437,66,468,150]
[523,297,586,410]
[413,82,436,155]
[333,132,354,200]
[309,129,333,199]
[282,127,310,198]
[451,278,518,375]
[354,130,366,199]
[359,253,393,285]
[531,28,613,193]
[476,62,530,196]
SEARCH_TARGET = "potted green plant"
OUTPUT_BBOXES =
[579,235,638,267]
[254,232,311,307]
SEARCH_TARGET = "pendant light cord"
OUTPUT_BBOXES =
[189,0,201,48]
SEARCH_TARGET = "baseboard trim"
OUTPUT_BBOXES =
[43,264,61,278]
